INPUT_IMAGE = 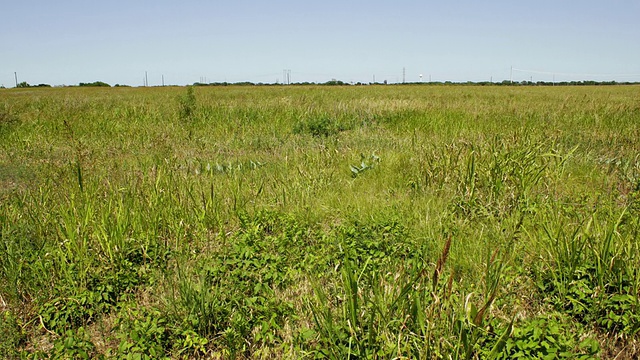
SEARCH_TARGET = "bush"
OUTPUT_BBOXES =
[78,81,110,87]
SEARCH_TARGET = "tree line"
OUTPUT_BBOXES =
[6,80,638,89]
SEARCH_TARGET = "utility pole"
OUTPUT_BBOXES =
[14,72,18,87]
[402,67,406,83]
[282,69,291,85]
[510,66,513,84]
[145,71,148,87]
[162,75,165,87]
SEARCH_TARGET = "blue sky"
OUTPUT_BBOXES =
[2,0,639,86]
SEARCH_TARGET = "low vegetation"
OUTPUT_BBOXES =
[1,85,639,358]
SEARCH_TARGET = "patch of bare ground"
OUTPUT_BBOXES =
[598,334,639,360]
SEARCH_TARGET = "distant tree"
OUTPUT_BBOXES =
[79,81,110,87]
[17,81,30,88]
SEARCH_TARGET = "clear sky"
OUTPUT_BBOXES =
[2,0,639,87]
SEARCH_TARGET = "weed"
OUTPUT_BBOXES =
[497,316,599,359]
[293,114,349,137]
[350,153,380,177]
[178,86,197,121]
[50,327,101,360]
[116,308,171,360]
[0,310,27,358]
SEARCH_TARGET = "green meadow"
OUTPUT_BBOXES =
[1,85,639,358]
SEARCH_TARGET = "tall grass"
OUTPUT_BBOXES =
[1,85,639,358]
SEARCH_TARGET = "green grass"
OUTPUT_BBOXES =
[1,85,639,358]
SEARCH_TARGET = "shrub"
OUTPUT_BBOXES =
[78,81,110,87]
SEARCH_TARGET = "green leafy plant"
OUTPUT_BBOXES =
[117,308,171,360]
[40,290,105,333]
[0,310,26,358]
[176,329,209,358]
[178,86,197,121]
[497,316,599,359]
[293,115,350,137]
[350,153,380,177]
[305,235,511,359]
[535,207,640,336]
[50,327,101,360]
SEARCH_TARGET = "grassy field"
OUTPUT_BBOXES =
[1,85,639,359]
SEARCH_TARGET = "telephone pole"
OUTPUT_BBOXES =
[282,69,291,85]
[402,67,406,83]
[14,72,18,87]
